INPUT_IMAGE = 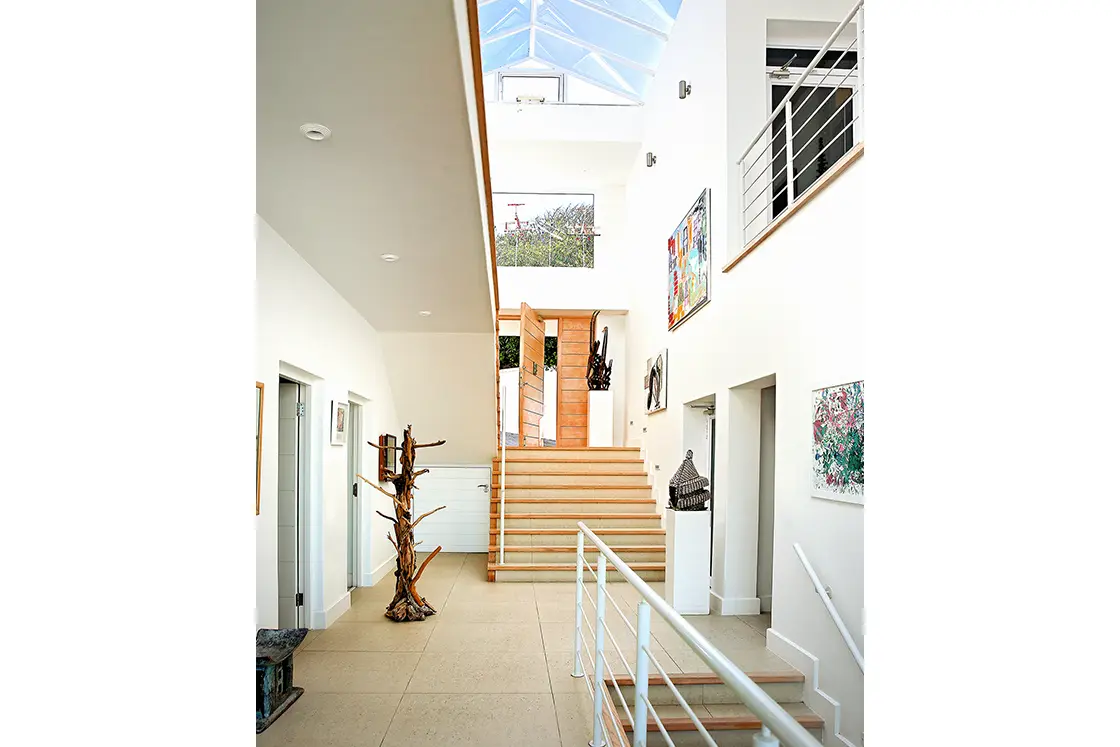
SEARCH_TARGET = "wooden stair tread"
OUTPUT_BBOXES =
[490,470,648,477]
[490,497,657,503]
[503,446,639,451]
[610,671,804,687]
[489,562,665,571]
[621,704,823,732]
[492,484,652,490]
[493,528,666,535]
[498,458,644,464]
[496,512,659,520]
[489,545,666,552]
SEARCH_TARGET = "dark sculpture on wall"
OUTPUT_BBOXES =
[668,450,711,511]
[587,310,613,391]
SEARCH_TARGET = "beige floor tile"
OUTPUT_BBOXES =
[381,693,561,747]
[302,620,435,653]
[406,651,550,693]
[552,692,599,747]
[294,651,420,693]
[424,621,545,652]
[438,596,541,623]
[256,692,402,747]
[656,617,766,654]
[665,646,793,674]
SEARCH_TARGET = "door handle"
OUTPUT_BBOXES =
[477,484,490,492]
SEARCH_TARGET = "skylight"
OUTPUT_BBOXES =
[478,0,683,103]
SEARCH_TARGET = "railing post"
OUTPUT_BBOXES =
[856,2,865,142]
[499,385,507,565]
[572,530,585,678]
[753,724,779,747]
[591,552,607,747]
[633,600,651,747]
[783,99,797,210]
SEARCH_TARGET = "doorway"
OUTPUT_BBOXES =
[346,400,362,590]
[757,385,776,612]
[277,376,306,628]
[707,411,717,578]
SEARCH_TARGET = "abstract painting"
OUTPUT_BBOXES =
[644,349,667,414]
[668,188,711,330]
[812,380,864,504]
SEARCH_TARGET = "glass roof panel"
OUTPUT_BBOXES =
[569,0,682,34]
[481,28,531,73]
[535,29,651,99]
[479,0,531,41]
[537,0,664,68]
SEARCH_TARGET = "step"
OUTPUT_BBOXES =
[620,702,824,746]
[497,458,645,473]
[607,671,805,707]
[501,447,641,461]
[498,471,650,487]
[493,485,653,501]
[491,497,658,513]
[500,513,663,530]
[490,562,665,583]
[491,545,667,564]
[494,528,666,546]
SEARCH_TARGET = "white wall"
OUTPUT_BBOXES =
[256,217,402,629]
[618,1,863,744]
[378,333,496,465]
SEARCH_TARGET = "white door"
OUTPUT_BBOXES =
[412,467,491,552]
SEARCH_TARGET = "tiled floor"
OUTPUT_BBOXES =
[259,553,790,747]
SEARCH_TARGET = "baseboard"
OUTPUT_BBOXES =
[709,589,761,615]
[311,591,352,629]
[768,629,860,747]
[364,553,396,587]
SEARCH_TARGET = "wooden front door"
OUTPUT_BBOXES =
[518,302,546,447]
[557,317,591,447]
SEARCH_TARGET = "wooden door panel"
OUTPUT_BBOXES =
[556,316,592,447]
[518,302,546,447]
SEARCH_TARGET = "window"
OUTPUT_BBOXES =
[767,47,858,218]
[499,73,562,103]
[493,192,595,268]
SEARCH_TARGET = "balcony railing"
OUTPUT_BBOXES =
[734,1,864,264]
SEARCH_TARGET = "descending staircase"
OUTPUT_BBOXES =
[488,446,666,582]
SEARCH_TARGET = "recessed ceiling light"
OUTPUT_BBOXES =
[419,311,432,317]
[380,253,400,262]
[300,123,331,141]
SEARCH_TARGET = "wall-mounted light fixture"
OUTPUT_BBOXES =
[646,152,657,168]
[679,80,692,99]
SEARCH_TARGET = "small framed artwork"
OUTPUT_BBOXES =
[811,380,864,505]
[256,382,264,515]
[379,434,397,481]
[330,400,349,446]
[644,349,667,414]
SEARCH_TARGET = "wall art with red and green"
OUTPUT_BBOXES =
[812,380,864,504]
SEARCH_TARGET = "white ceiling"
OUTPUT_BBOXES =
[257,0,495,333]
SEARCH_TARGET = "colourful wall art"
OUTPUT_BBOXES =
[812,380,865,504]
[667,188,711,330]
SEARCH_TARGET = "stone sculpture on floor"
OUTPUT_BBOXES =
[256,627,308,732]
[668,449,711,511]
[358,425,447,622]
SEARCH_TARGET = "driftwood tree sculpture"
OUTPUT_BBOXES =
[357,425,447,622]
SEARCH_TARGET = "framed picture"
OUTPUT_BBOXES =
[256,382,264,515]
[811,380,864,504]
[668,188,711,330]
[644,349,667,414]
[379,434,397,481]
[330,400,349,446]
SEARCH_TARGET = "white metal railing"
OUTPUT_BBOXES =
[499,384,508,564]
[793,543,864,673]
[574,523,823,747]
[736,0,864,252]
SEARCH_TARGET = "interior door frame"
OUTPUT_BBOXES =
[277,374,309,629]
[346,400,362,590]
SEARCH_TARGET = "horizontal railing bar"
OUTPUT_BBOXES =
[736,0,863,164]
[788,60,860,146]
[787,90,858,168]
[578,523,822,747]
[643,692,676,747]
[787,34,859,122]
[644,644,718,747]
[605,658,635,728]
[605,589,638,637]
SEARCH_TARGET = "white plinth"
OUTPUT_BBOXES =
[588,390,614,447]
[665,508,711,615]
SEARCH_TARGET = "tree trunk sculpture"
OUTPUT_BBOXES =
[357,425,447,622]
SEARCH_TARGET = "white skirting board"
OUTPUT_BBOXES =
[364,552,396,587]
[767,629,860,747]
[666,509,711,614]
[588,390,614,447]
[709,590,761,616]
[313,590,352,629]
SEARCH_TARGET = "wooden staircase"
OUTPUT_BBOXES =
[488,446,666,582]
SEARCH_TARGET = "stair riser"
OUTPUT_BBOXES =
[499,473,650,487]
[643,727,823,747]
[609,681,803,707]
[492,500,657,514]
[503,517,663,530]
[495,569,665,583]
[497,488,652,500]
[496,532,665,547]
[503,449,640,461]
[500,455,642,466]
[506,551,665,564]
